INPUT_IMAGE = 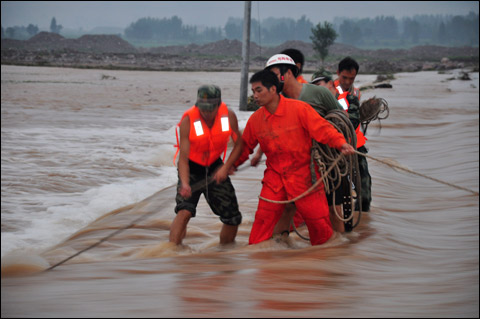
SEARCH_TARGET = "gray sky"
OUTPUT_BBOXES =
[1,1,478,30]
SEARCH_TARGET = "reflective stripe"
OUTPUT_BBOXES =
[338,98,349,110]
[221,117,229,132]
[336,85,343,94]
[193,120,204,136]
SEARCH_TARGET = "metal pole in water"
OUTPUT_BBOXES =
[239,0,251,111]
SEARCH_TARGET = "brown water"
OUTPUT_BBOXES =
[1,66,478,317]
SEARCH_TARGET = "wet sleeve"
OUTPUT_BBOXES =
[234,119,258,168]
[299,102,346,149]
[320,86,344,111]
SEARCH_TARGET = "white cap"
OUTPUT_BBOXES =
[265,54,296,68]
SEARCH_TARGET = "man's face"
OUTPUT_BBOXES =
[316,80,336,96]
[337,68,357,91]
[313,79,327,87]
[269,66,291,83]
[251,81,275,106]
[199,106,219,122]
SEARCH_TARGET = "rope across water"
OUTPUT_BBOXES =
[259,150,479,205]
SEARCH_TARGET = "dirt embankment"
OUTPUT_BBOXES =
[1,32,478,74]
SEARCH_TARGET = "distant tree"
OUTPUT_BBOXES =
[1,26,4,39]
[124,16,186,43]
[50,17,62,34]
[403,18,420,44]
[6,27,15,38]
[26,24,39,37]
[436,21,447,44]
[339,20,363,45]
[203,26,223,42]
[310,21,337,65]
[224,17,243,40]
[294,15,314,42]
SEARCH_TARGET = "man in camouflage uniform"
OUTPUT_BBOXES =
[335,57,371,212]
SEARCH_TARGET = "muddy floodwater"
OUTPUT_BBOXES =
[1,65,478,317]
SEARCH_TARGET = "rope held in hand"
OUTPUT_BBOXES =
[259,153,346,204]
[259,151,478,205]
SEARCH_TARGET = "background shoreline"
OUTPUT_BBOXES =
[2,33,479,74]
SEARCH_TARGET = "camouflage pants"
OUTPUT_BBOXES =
[175,158,242,226]
[355,145,372,211]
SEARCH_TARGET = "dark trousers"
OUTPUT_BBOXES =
[355,145,371,211]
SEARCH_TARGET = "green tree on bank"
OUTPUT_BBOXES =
[50,17,62,34]
[310,21,337,65]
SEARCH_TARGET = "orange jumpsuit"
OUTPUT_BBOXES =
[236,95,347,245]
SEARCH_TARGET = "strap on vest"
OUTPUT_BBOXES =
[173,125,180,166]
[336,86,349,111]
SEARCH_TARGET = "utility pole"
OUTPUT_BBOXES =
[239,1,251,111]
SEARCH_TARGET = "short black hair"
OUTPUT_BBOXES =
[338,56,359,74]
[281,48,305,74]
[250,69,280,93]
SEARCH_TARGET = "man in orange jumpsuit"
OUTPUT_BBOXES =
[234,70,355,246]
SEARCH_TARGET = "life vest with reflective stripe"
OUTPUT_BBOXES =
[173,103,234,166]
[335,80,361,100]
[334,81,367,148]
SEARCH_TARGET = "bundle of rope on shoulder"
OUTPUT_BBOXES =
[309,97,390,231]
[312,97,389,203]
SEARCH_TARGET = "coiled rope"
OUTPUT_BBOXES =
[315,110,361,224]
[360,96,389,135]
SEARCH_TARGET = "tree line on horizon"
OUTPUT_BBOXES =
[1,12,478,49]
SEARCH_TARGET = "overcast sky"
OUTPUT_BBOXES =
[2,1,478,30]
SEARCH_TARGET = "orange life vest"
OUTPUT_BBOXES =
[173,103,234,166]
[334,81,367,148]
[297,75,308,84]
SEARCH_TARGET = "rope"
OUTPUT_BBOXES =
[360,96,390,135]
[46,160,261,271]
[259,153,345,204]
[46,183,176,271]
[356,150,479,196]
[318,110,361,219]
[259,149,478,204]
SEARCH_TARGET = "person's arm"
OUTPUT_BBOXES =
[346,94,360,129]
[250,147,263,167]
[212,109,244,183]
[233,117,258,169]
[318,85,344,112]
[178,116,192,198]
[300,102,355,156]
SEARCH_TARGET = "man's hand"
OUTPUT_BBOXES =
[250,148,263,167]
[340,143,355,155]
[179,182,192,198]
[346,94,359,107]
[212,165,229,184]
